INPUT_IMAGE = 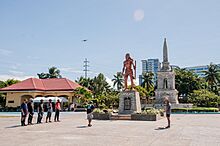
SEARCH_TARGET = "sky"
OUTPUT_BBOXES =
[0,0,220,83]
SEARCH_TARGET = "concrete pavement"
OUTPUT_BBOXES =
[0,112,220,146]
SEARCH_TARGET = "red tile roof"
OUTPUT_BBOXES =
[0,78,83,91]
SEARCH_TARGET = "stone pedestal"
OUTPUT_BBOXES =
[119,90,141,114]
[155,89,179,104]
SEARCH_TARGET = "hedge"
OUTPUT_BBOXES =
[172,107,219,113]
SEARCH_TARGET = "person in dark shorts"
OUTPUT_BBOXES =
[164,97,171,128]
[20,99,28,126]
[86,101,95,127]
[54,99,61,122]
[37,99,44,124]
[27,98,34,125]
[46,99,53,123]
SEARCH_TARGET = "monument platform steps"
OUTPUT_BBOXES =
[110,114,131,120]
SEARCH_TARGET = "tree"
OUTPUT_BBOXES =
[188,89,220,107]
[4,79,20,86]
[76,73,112,97]
[93,73,111,97]
[141,72,154,92]
[37,73,49,79]
[48,67,62,78]
[37,66,62,79]
[112,72,124,91]
[175,68,204,98]
[74,87,92,105]
[203,63,220,93]
[0,79,20,107]
[76,77,94,91]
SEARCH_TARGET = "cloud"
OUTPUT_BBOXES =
[60,67,84,74]
[9,70,25,76]
[0,74,34,81]
[133,9,145,22]
[0,70,35,81]
[0,49,13,56]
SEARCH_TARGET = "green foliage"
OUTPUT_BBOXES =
[175,68,204,99]
[93,73,111,97]
[75,77,94,91]
[136,108,161,115]
[188,89,220,107]
[112,72,124,91]
[74,87,92,105]
[76,73,111,97]
[37,66,62,79]
[0,79,20,107]
[93,108,105,113]
[95,93,119,109]
[172,107,219,113]
[134,86,147,97]
[203,63,220,93]
[141,72,154,92]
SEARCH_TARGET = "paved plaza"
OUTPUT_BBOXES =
[0,112,220,146]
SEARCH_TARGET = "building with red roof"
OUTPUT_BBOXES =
[0,78,84,107]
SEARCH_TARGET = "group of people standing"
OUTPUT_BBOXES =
[20,98,61,126]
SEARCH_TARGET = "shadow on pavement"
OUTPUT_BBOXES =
[155,127,169,130]
[76,125,88,128]
[5,125,21,129]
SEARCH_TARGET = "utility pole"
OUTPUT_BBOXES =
[83,58,89,78]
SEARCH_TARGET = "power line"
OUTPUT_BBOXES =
[83,58,89,78]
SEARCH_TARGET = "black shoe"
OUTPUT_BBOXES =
[49,121,52,123]
[165,126,170,129]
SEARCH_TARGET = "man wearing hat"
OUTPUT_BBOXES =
[46,99,53,123]
[37,99,44,124]
[27,98,34,125]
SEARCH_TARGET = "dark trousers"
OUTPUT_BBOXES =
[21,113,27,126]
[54,109,60,121]
[28,113,34,124]
[46,112,52,122]
[37,112,43,123]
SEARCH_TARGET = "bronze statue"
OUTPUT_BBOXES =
[122,53,136,90]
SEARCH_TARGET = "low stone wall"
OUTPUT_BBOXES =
[131,114,162,121]
[93,112,111,120]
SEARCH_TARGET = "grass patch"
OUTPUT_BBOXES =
[172,107,219,113]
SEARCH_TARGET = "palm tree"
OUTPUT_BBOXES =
[37,66,62,79]
[48,67,62,78]
[203,63,220,92]
[76,77,94,91]
[141,72,154,92]
[112,72,124,91]
[37,73,50,79]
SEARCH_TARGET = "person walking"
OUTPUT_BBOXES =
[20,99,28,126]
[37,99,44,124]
[46,99,53,123]
[86,101,95,127]
[27,98,34,125]
[164,97,171,128]
[54,99,61,122]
